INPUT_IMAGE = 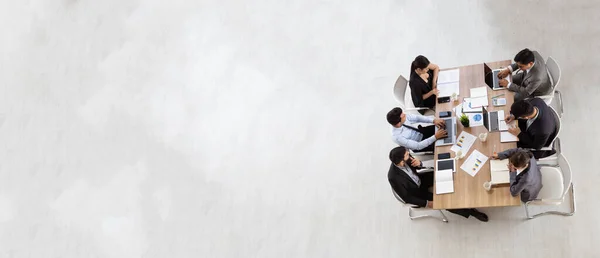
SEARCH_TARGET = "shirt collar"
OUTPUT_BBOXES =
[526,62,535,73]
[529,107,540,122]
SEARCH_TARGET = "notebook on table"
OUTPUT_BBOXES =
[435,169,454,194]
[490,159,510,184]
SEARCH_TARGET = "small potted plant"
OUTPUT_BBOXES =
[459,114,470,127]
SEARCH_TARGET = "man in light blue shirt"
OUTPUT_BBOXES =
[387,107,447,152]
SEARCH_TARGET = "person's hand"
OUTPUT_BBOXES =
[508,127,520,136]
[499,79,509,87]
[433,118,446,128]
[410,157,421,167]
[431,88,440,96]
[435,129,448,139]
[505,114,515,124]
[426,201,433,208]
[491,154,499,160]
[497,69,510,79]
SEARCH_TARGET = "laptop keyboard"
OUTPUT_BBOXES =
[490,112,499,131]
[443,118,454,143]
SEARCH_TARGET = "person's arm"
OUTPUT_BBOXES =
[389,174,428,207]
[406,113,434,124]
[422,89,437,100]
[428,63,440,87]
[509,63,517,72]
[497,148,520,159]
[395,134,437,151]
[509,77,542,97]
[509,172,527,197]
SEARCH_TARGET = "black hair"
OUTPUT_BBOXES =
[510,100,535,118]
[509,149,534,168]
[410,55,430,74]
[514,49,535,64]
[389,146,408,165]
[386,107,403,125]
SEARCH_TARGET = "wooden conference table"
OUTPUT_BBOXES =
[433,60,521,209]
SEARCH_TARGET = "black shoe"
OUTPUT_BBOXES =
[471,210,489,222]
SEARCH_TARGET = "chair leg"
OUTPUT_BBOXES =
[408,207,448,223]
[524,183,576,220]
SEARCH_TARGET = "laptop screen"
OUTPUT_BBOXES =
[483,63,495,89]
[482,106,490,131]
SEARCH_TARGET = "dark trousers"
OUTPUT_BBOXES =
[420,172,478,218]
[415,125,436,152]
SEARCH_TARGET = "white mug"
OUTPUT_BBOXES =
[483,181,492,191]
[479,133,488,142]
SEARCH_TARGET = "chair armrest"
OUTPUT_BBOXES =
[538,164,560,168]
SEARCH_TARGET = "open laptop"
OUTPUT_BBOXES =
[484,63,504,91]
[435,117,457,146]
[482,107,506,132]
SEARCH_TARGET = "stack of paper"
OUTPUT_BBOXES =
[437,69,460,97]
[450,131,476,154]
[435,169,454,194]
[500,132,519,142]
[460,150,489,177]
[468,87,489,107]
[490,159,510,184]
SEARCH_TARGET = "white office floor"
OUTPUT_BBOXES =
[0,0,599,257]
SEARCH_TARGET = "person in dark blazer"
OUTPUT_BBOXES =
[387,146,489,221]
[409,55,440,114]
[505,98,558,150]
[492,148,542,202]
[497,48,553,102]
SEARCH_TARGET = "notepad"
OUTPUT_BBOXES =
[437,81,460,97]
[490,159,510,184]
[470,87,488,98]
[500,131,519,142]
[438,69,460,84]
[435,169,454,194]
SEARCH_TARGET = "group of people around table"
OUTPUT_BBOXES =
[387,49,557,222]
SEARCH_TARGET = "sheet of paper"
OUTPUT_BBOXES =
[435,169,454,194]
[460,150,489,177]
[470,87,488,98]
[468,96,489,108]
[438,69,460,83]
[437,81,460,97]
[450,131,477,153]
[493,98,507,106]
[461,99,484,112]
[500,131,519,142]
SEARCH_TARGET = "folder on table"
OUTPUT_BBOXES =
[435,169,454,194]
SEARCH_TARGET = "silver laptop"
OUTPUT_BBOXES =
[483,107,505,132]
[484,63,504,91]
[435,117,457,146]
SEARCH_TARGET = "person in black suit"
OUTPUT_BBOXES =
[409,55,439,114]
[505,98,558,150]
[387,147,489,222]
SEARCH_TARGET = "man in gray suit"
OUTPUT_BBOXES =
[497,49,553,102]
[493,148,542,202]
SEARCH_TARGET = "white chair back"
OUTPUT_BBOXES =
[547,105,561,147]
[546,57,561,91]
[393,75,408,107]
[557,153,573,199]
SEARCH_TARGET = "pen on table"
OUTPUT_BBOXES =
[492,94,505,99]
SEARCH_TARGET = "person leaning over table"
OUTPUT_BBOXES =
[496,48,553,102]
[387,107,447,152]
[492,148,542,202]
[409,55,440,114]
[388,146,489,222]
[504,98,558,154]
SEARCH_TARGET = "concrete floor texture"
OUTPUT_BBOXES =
[0,0,598,257]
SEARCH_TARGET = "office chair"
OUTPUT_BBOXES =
[523,153,575,219]
[393,75,435,116]
[391,187,448,223]
[540,57,563,118]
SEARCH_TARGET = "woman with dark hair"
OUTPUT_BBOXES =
[409,55,440,112]
[492,148,542,202]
